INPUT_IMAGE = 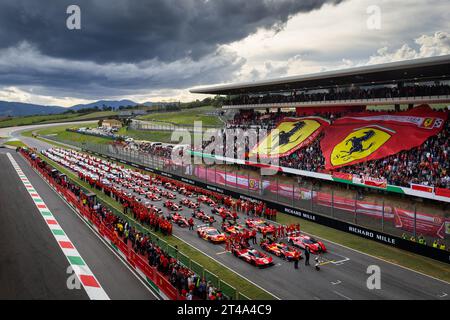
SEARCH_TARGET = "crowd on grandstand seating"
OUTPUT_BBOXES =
[228,84,450,105]
[200,108,450,189]
[101,106,449,189]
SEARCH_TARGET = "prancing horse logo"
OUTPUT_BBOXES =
[341,130,375,155]
[331,127,392,167]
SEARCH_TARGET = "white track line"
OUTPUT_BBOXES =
[333,290,352,300]
[7,153,109,300]
[22,153,162,300]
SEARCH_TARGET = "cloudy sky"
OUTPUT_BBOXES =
[0,0,448,107]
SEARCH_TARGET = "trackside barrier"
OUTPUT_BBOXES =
[204,269,220,289]
[178,251,191,269]
[22,149,245,300]
[219,280,237,300]
[190,260,204,278]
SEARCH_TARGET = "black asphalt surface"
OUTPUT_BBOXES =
[0,150,87,299]
[2,123,449,300]
[127,183,450,300]
[0,149,157,300]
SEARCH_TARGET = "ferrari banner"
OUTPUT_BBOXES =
[394,208,449,239]
[249,117,329,159]
[321,105,447,170]
[332,172,353,181]
[362,176,387,189]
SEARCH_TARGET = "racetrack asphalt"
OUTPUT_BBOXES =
[0,149,158,300]
[2,122,450,300]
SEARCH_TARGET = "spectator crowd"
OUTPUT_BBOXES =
[199,108,450,189]
[228,83,450,106]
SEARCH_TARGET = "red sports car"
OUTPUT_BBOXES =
[146,192,161,201]
[134,187,147,195]
[171,213,189,227]
[288,234,327,254]
[213,207,233,219]
[194,210,215,223]
[149,186,162,194]
[222,223,247,235]
[231,245,273,267]
[161,190,176,199]
[164,200,182,211]
[164,182,178,191]
[197,226,226,243]
[180,198,199,209]
[245,218,276,234]
[260,241,301,261]
[198,195,216,206]
[197,195,209,203]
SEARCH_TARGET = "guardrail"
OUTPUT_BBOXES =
[223,95,450,109]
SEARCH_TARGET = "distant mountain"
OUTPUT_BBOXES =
[0,101,66,117]
[69,99,137,111]
[0,99,166,117]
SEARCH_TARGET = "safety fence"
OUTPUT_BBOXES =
[20,149,245,300]
[130,120,221,132]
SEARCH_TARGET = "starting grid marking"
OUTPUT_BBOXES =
[6,153,109,300]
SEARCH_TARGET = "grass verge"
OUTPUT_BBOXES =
[3,140,27,148]
[137,106,222,127]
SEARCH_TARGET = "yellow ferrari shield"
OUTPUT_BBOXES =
[251,119,321,157]
[331,127,392,166]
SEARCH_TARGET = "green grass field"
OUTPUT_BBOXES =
[32,124,204,146]
[3,140,27,148]
[22,123,113,145]
[0,111,117,128]
[138,106,222,127]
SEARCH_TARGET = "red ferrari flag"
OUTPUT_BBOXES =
[320,105,447,170]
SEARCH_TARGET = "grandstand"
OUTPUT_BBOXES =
[186,56,450,249]
[191,55,450,112]
[190,55,450,198]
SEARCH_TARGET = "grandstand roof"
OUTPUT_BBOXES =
[190,55,450,95]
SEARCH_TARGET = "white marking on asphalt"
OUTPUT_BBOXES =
[331,280,342,285]
[438,292,447,298]
[8,153,109,300]
[333,290,352,300]
[216,251,228,255]
[23,153,162,300]
[300,230,450,286]
[172,234,281,300]
[332,257,350,265]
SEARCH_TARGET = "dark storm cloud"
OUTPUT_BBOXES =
[0,0,343,63]
[0,43,246,99]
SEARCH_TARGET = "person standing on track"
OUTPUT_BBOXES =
[294,254,300,270]
[304,247,310,266]
[251,229,257,244]
[188,217,194,230]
